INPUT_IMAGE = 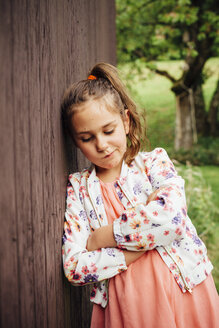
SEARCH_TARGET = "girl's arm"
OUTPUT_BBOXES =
[86,188,160,249]
[88,148,187,253]
[123,250,145,265]
[62,177,127,287]
[111,148,188,252]
[87,224,145,265]
[86,188,160,263]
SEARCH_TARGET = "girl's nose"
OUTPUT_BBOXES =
[96,136,108,152]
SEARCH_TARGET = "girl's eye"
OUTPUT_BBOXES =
[104,129,114,135]
[81,136,92,142]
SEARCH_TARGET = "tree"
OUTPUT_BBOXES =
[116,0,219,149]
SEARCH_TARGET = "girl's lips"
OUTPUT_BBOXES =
[104,150,114,158]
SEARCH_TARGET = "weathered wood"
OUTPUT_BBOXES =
[0,0,116,327]
[12,0,35,326]
[27,1,48,327]
[39,0,60,326]
[0,1,20,327]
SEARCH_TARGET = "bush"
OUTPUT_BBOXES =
[169,137,219,166]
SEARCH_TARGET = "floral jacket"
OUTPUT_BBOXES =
[62,148,213,308]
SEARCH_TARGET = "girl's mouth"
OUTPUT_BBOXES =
[104,150,114,158]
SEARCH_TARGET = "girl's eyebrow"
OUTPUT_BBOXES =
[76,120,116,135]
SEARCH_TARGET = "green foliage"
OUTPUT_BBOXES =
[176,164,218,244]
[169,138,219,166]
[116,0,219,63]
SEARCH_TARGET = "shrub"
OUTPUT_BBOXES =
[175,163,218,246]
[169,138,219,166]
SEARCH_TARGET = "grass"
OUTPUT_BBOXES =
[199,166,219,208]
[119,58,219,291]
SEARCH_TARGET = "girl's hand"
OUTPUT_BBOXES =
[87,188,166,251]
[87,187,166,251]
[86,224,117,251]
[146,187,165,205]
[87,233,99,252]
[87,227,146,266]
[123,250,146,266]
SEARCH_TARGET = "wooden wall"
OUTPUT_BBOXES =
[0,1,116,327]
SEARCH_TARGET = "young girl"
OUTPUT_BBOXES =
[61,63,219,328]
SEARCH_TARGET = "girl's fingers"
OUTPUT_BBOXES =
[146,190,158,204]
[146,187,166,205]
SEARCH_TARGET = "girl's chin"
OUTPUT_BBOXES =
[96,159,122,172]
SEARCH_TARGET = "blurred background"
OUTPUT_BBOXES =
[115,0,219,291]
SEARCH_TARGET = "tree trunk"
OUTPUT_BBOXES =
[193,83,208,135]
[174,91,194,150]
[208,79,219,136]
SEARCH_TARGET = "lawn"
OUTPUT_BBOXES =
[119,58,219,291]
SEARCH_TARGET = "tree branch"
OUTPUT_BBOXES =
[154,69,177,83]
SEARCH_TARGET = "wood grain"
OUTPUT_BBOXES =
[0,1,20,327]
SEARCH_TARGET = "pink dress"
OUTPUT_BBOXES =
[90,181,219,328]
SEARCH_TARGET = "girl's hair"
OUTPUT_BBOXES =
[61,62,142,165]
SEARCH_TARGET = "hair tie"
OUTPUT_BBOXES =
[88,75,97,80]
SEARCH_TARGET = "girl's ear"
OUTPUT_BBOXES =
[124,109,130,135]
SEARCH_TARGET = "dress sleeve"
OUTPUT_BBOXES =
[113,148,188,251]
[62,176,127,286]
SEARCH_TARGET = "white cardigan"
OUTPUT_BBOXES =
[62,148,213,307]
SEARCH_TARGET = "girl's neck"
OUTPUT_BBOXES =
[96,165,122,183]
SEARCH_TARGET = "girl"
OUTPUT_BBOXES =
[61,63,219,328]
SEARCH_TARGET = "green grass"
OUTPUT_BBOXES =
[119,58,219,291]
[199,166,219,208]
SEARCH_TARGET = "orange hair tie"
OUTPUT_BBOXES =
[88,75,97,80]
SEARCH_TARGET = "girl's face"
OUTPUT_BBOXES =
[71,99,130,178]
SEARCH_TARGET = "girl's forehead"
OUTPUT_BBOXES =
[77,95,116,111]
[74,97,120,118]
[72,101,122,133]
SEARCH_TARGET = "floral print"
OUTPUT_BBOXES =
[133,182,143,195]
[62,148,213,307]
[130,219,141,229]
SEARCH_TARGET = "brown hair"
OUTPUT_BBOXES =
[61,62,142,165]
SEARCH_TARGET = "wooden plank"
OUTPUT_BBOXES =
[27,0,48,327]
[0,1,20,326]
[96,0,117,64]
[50,1,68,327]
[56,3,77,326]
[11,0,35,326]
[39,0,58,327]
